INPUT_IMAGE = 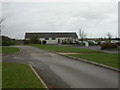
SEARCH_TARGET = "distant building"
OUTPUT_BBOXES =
[25,32,78,44]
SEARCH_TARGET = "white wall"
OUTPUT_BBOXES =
[40,38,69,44]
[26,37,77,44]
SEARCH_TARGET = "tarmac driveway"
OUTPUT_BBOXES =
[3,46,118,88]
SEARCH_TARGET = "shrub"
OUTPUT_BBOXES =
[100,43,118,50]
[24,40,30,44]
[10,41,16,45]
[2,41,10,46]
[24,40,41,44]
[62,40,67,44]
[42,40,46,44]
[2,41,16,46]
[2,36,16,46]
[29,35,40,44]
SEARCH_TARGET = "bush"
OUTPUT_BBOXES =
[24,40,41,44]
[2,41,10,46]
[62,40,67,44]
[42,41,46,44]
[100,43,118,50]
[10,41,16,45]
[2,36,16,46]
[29,35,40,44]
[24,40,30,44]
[2,41,16,46]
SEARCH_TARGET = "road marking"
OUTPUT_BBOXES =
[29,64,49,89]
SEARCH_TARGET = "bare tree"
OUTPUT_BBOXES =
[79,29,87,41]
[106,32,112,39]
[0,18,5,34]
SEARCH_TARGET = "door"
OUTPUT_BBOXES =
[58,39,60,44]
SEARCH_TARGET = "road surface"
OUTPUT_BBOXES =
[3,46,118,88]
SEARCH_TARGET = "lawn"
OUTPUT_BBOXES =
[29,44,101,53]
[29,44,119,69]
[2,47,20,55]
[67,53,119,69]
[2,62,45,88]
[2,47,45,88]
[0,62,1,89]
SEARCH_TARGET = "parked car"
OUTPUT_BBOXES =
[78,41,88,45]
[100,41,106,44]
[111,40,120,45]
[87,40,98,45]
[111,40,119,43]
[78,41,82,44]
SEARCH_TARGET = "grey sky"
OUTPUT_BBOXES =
[1,2,118,39]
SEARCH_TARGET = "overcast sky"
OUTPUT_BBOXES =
[1,2,118,39]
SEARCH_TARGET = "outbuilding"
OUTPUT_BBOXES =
[25,32,78,44]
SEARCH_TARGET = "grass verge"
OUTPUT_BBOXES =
[2,47,20,55]
[0,62,1,89]
[2,62,44,88]
[67,53,119,69]
[28,44,101,53]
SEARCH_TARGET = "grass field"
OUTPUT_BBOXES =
[2,62,44,88]
[29,44,119,69]
[29,44,101,53]
[68,53,118,69]
[0,62,1,89]
[2,47,20,55]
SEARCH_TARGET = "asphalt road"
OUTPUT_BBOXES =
[3,46,118,88]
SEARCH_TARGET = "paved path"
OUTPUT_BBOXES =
[3,46,118,88]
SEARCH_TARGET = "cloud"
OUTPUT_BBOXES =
[1,2,118,39]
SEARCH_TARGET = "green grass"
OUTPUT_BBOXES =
[29,44,119,69]
[2,47,20,55]
[0,62,1,89]
[0,47,2,54]
[68,53,119,69]
[1,47,44,88]
[104,40,111,43]
[28,44,101,53]
[2,62,44,88]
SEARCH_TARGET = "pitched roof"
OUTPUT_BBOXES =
[25,32,78,38]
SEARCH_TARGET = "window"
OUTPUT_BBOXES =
[52,38,56,40]
[45,38,49,40]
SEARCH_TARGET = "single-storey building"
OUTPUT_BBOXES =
[25,32,78,44]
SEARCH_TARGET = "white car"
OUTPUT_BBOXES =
[100,41,106,44]
[111,40,119,44]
